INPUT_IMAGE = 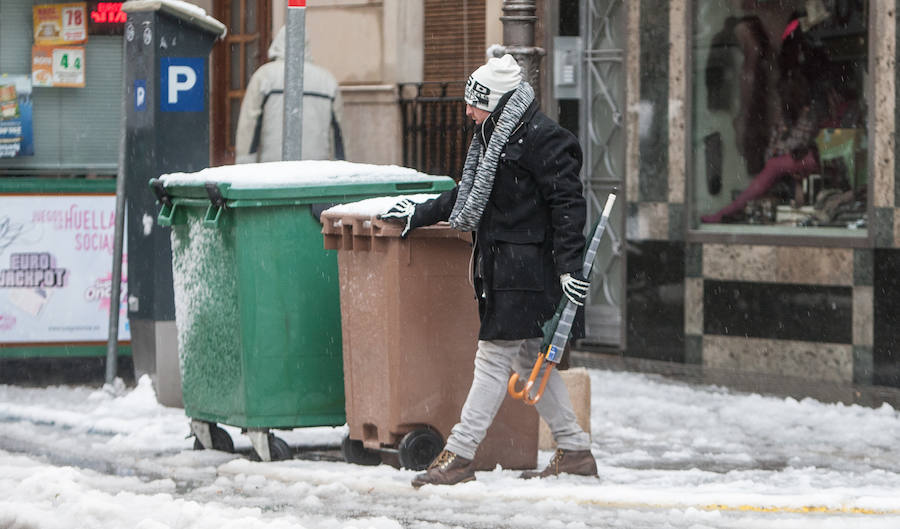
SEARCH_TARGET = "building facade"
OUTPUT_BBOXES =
[3,0,898,393]
[210,0,501,167]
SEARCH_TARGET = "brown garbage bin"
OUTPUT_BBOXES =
[321,199,539,471]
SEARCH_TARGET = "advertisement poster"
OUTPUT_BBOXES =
[32,46,86,88]
[0,76,35,158]
[33,3,88,45]
[0,195,130,343]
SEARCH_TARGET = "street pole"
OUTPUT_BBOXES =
[106,34,130,385]
[283,0,306,161]
[501,0,545,102]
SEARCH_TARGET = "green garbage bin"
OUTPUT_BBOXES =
[151,161,455,460]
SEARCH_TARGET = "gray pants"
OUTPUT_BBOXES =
[444,338,591,460]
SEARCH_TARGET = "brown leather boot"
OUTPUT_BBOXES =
[520,448,598,479]
[411,449,475,488]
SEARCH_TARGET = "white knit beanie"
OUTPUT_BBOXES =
[464,54,522,112]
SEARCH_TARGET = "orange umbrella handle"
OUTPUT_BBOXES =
[507,372,532,399]
[521,362,554,405]
[507,350,555,405]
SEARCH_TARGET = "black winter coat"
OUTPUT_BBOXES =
[414,97,587,340]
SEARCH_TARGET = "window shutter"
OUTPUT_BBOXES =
[424,0,486,88]
[0,3,121,175]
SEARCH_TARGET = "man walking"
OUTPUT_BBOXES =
[234,26,344,163]
[381,54,598,487]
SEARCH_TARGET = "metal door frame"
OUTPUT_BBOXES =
[578,0,627,350]
[211,0,272,166]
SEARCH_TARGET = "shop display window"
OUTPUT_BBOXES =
[691,0,869,233]
[0,2,122,175]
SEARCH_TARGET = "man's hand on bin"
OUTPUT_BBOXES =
[560,271,590,306]
[379,198,418,238]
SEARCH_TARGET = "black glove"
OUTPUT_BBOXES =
[379,198,417,238]
[560,270,590,306]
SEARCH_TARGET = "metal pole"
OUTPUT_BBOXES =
[283,0,306,161]
[106,35,129,384]
[501,0,545,102]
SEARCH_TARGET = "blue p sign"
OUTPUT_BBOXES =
[160,57,204,112]
[134,80,146,111]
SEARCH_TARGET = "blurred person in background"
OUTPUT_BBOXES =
[235,26,344,163]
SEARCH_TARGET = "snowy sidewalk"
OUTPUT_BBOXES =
[2,369,900,528]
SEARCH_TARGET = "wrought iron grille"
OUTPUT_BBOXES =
[398,82,475,180]
[581,0,625,219]
[579,0,627,348]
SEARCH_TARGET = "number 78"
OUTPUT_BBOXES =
[64,8,84,26]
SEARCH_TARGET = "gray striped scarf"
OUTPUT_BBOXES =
[449,81,535,232]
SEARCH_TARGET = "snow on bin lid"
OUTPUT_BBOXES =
[320,194,469,244]
[122,0,227,37]
[159,161,445,189]
[323,194,440,218]
[157,161,454,203]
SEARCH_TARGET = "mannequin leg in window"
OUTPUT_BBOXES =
[701,149,818,223]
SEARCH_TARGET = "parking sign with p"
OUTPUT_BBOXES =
[160,57,204,112]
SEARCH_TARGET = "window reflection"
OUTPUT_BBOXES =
[693,0,868,230]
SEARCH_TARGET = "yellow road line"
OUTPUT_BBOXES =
[576,499,900,516]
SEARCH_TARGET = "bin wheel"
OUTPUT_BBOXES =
[340,434,382,466]
[192,423,234,453]
[397,428,443,471]
[250,434,293,462]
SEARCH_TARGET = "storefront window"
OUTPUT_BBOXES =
[692,0,868,233]
[0,2,125,176]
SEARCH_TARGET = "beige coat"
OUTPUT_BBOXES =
[234,27,344,162]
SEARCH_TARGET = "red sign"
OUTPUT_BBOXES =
[90,2,126,23]
[87,1,125,35]
[288,0,306,6]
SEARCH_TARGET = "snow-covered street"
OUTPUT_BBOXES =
[2,368,900,528]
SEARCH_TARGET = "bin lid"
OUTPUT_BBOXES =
[323,194,438,219]
[321,195,471,242]
[155,161,455,206]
